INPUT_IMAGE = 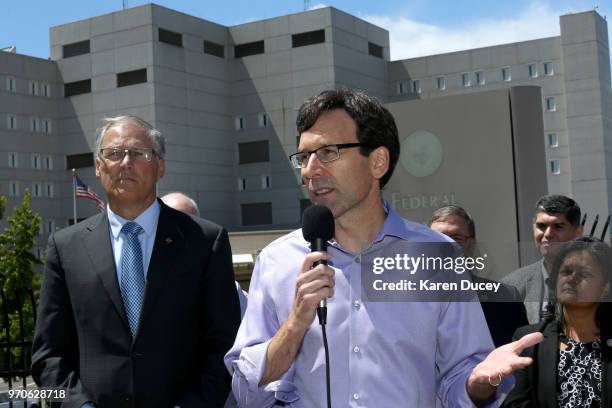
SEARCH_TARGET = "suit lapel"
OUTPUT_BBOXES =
[136,205,185,337]
[537,321,558,408]
[83,213,131,333]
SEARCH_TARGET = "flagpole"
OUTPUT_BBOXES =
[72,168,77,225]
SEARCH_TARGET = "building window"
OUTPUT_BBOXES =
[64,79,91,97]
[32,182,42,197]
[6,76,16,92]
[204,40,225,58]
[545,96,556,111]
[9,181,19,197]
[461,73,471,87]
[543,62,554,76]
[41,83,50,97]
[368,42,384,59]
[548,133,558,148]
[234,40,265,58]
[241,202,273,226]
[528,64,538,78]
[436,77,446,91]
[158,28,183,47]
[43,119,52,134]
[7,114,16,129]
[29,80,39,96]
[502,67,511,82]
[63,40,90,58]
[235,116,245,130]
[117,68,147,87]
[44,155,53,169]
[258,112,269,128]
[238,140,269,164]
[31,117,40,132]
[476,71,485,85]
[237,177,247,191]
[32,154,41,169]
[46,219,55,234]
[411,80,421,94]
[66,152,94,169]
[8,152,18,168]
[396,81,406,95]
[550,159,560,174]
[292,30,325,48]
[261,175,271,189]
[45,183,54,198]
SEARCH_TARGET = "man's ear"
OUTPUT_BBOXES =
[574,224,584,238]
[95,158,101,177]
[157,158,166,180]
[370,146,389,181]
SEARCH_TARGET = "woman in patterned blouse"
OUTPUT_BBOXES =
[503,237,612,407]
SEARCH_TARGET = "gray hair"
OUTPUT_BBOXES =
[430,205,476,238]
[95,115,166,159]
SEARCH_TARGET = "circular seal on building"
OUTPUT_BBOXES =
[399,130,443,177]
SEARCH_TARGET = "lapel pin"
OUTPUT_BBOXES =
[165,237,173,245]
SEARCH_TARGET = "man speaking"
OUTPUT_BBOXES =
[225,89,539,407]
[32,116,240,407]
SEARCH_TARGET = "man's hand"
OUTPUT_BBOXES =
[289,251,335,330]
[466,332,544,404]
[260,251,334,385]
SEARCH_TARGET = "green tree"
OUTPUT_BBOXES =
[0,190,43,380]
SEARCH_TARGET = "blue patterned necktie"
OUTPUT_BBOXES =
[120,221,145,336]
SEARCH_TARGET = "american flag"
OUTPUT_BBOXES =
[75,175,105,211]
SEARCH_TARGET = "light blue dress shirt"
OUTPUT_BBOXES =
[225,204,510,407]
[107,200,160,282]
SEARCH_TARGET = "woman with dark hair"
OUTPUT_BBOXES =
[503,237,612,407]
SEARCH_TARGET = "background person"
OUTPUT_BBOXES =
[430,205,529,347]
[503,195,583,323]
[503,237,612,407]
[32,116,241,408]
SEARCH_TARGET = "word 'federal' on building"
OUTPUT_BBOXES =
[1,4,610,273]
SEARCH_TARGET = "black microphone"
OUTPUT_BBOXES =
[302,204,335,325]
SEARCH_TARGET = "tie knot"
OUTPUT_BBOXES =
[121,221,143,236]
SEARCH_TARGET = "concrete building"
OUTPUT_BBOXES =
[0,5,610,266]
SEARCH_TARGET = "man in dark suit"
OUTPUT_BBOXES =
[32,116,241,408]
[430,205,529,347]
[502,195,582,323]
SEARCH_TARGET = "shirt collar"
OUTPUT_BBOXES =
[371,201,410,243]
[108,199,160,240]
[327,201,409,252]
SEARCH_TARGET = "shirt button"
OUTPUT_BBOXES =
[355,256,360,264]
[353,300,361,310]
[352,393,360,400]
[353,346,360,353]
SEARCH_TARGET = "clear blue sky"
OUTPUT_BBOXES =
[1,0,610,60]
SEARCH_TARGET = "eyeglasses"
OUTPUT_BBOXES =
[289,143,367,169]
[99,147,157,162]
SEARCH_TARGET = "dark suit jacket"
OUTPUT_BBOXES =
[502,319,612,407]
[32,201,241,408]
[474,276,529,347]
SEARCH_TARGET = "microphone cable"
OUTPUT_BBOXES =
[317,306,332,408]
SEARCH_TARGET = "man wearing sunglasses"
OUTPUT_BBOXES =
[32,116,241,407]
[226,89,541,407]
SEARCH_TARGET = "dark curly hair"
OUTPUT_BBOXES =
[296,88,400,189]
